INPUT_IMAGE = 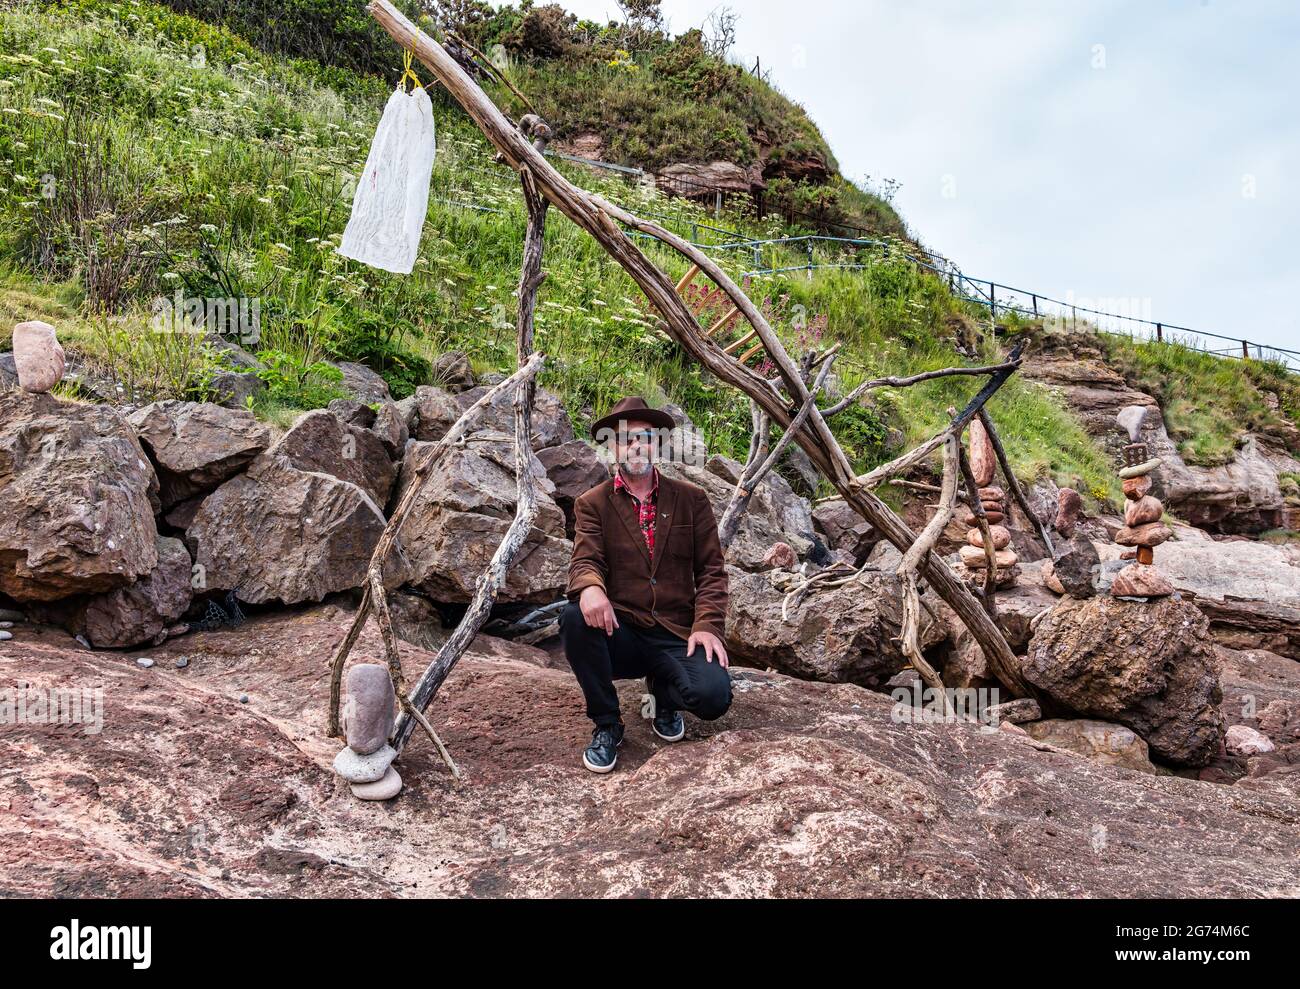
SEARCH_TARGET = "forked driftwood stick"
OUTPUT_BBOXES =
[365,0,1030,701]
[976,407,1055,556]
[822,357,1023,417]
[391,172,549,753]
[325,352,545,738]
[858,340,1025,490]
[719,349,838,549]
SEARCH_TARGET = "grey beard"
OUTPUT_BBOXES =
[619,459,654,478]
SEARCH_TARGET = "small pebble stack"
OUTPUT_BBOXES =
[334,663,402,800]
[1110,406,1173,599]
[956,418,1018,588]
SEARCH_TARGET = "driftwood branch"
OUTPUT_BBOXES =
[895,434,960,717]
[823,357,1023,417]
[325,351,545,738]
[365,0,1032,702]
[858,344,1024,491]
[447,31,537,116]
[391,171,550,754]
[976,407,1055,556]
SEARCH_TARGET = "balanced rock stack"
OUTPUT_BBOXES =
[333,663,403,800]
[1110,406,1174,599]
[956,418,1018,587]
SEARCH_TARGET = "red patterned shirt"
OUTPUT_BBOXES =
[613,468,660,559]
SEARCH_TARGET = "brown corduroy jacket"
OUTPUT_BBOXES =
[566,472,729,641]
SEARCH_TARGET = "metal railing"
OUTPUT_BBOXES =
[435,138,1300,372]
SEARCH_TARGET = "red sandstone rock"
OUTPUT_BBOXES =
[1054,487,1083,538]
[966,524,1011,550]
[968,418,996,487]
[1111,563,1174,598]
[1124,495,1164,527]
[1115,522,1173,547]
[1122,475,1152,500]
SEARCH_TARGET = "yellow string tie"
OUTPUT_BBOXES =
[399,48,423,92]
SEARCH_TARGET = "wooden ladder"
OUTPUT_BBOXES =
[672,263,831,371]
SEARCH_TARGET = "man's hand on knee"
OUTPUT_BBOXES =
[579,586,619,636]
[687,630,728,668]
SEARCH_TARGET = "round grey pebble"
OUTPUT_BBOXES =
[175,657,189,669]
[0,630,12,641]
[351,766,402,801]
[0,621,13,629]
[239,694,249,703]
[334,744,397,784]
[136,657,155,668]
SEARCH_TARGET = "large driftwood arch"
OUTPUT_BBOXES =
[331,1,1043,755]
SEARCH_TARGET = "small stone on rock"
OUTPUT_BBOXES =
[175,657,189,669]
[1122,475,1152,500]
[1054,487,1083,538]
[0,630,11,641]
[351,765,403,801]
[1110,563,1174,598]
[1115,522,1172,547]
[136,657,154,668]
[762,541,797,570]
[334,743,397,784]
[1225,724,1275,757]
[1124,495,1164,527]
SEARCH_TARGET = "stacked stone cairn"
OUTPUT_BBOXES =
[1110,406,1174,599]
[333,663,403,800]
[956,417,1018,588]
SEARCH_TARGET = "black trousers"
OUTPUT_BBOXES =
[560,602,733,729]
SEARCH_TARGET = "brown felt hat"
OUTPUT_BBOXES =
[589,395,676,439]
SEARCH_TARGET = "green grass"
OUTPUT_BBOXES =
[4,0,1293,515]
[1098,332,1300,466]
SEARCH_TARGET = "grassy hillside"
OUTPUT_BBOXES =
[2,0,1295,513]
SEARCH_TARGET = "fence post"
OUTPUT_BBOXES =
[714,190,722,218]
[807,241,814,281]
[1032,294,1039,318]
[989,282,997,322]
[1156,323,1163,343]
[1242,339,1251,360]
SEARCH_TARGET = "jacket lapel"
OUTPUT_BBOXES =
[650,476,678,577]
[612,481,652,570]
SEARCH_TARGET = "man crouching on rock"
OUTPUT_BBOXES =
[560,396,732,774]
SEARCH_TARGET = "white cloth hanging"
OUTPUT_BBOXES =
[338,84,436,275]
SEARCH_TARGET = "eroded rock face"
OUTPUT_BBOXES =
[336,362,391,404]
[1025,595,1225,766]
[454,384,575,450]
[185,454,387,605]
[127,401,270,510]
[813,498,878,564]
[725,565,944,686]
[4,607,1299,897]
[269,410,397,509]
[78,536,193,648]
[394,436,572,604]
[0,392,159,602]
[1022,331,1289,533]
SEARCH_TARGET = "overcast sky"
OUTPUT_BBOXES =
[546,0,1298,356]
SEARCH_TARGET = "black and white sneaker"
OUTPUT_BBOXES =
[652,708,685,743]
[582,722,625,774]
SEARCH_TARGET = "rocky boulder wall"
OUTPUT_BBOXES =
[0,392,159,602]
[394,436,572,604]
[185,454,387,605]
